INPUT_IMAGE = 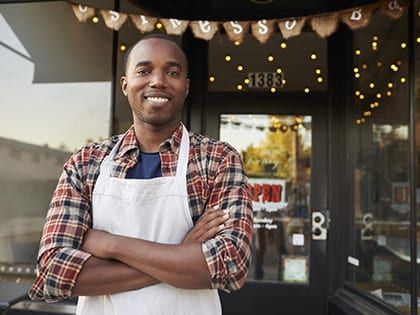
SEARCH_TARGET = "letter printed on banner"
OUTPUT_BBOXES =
[130,15,157,33]
[100,10,128,30]
[341,4,376,30]
[258,20,269,34]
[223,21,250,44]
[71,4,95,22]
[140,15,149,25]
[160,18,189,35]
[278,18,306,39]
[230,21,243,34]
[379,0,405,20]
[350,9,362,21]
[190,21,219,40]
[251,19,275,44]
[199,20,211,33]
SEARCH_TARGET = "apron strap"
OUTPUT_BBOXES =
[175,125,190,178]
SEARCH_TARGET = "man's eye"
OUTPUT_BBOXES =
[168,71,180,77]
[136,69,150,75]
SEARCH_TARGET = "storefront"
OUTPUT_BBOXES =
[0,0,419,314]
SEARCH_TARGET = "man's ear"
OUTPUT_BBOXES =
[120,76,128,96]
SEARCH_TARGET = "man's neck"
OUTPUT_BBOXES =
[133,120,180,153]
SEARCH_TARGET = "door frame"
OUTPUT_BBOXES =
[203,91,330,315]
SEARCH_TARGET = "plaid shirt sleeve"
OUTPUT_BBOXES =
[28,148,93,302]
[201,146,253,292]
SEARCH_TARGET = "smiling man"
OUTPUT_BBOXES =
[29,35,253,315]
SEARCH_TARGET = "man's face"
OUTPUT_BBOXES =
[121,38,190,128]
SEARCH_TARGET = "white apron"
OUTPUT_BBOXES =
[76,126,221,315]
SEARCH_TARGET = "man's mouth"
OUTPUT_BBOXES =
[145,96,170,103]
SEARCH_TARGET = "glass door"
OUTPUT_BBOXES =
[204,94,328,315]
[220,114,312,284]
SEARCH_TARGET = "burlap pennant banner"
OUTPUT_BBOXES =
[161,19,189,35]
[71,4,95,22]
[223,21,250,44]
[130,15,157,33]
[251,19,275,44]
[190,21,219,41]
[278,18,306,39]
[71,2,407,43]
[379,0,406,20]
[100,10,128,31]
[311,13,340,38]
[341,4,377,30]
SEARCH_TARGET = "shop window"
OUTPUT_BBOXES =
[349,9,413,314]
[0,1,112,282]
[208,33,327,93]
[415,0,420,312]
[220,114,312,283]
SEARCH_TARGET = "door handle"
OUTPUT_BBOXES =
[311,210,329,240]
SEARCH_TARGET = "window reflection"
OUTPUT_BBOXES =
[0,2,111,282]
[351,10,412,314]
[220,114,311,283]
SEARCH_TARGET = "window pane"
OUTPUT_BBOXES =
[0,1,112,282]
[220,114,312,283]
[415,0,420,313]
[350,9,411,314]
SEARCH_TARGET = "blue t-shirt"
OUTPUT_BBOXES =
[126,152,162,179]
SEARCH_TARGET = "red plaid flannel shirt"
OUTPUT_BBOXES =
[29,123,253,302]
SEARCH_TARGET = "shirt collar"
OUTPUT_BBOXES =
[115,123,184,160]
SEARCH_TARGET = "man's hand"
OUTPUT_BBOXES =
[182,207,231,244]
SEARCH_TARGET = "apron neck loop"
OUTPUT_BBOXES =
[175,125,190,178]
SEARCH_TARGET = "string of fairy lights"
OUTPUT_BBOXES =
[207,42,324,94]
[353,20,420,126]
[221,115,308,133]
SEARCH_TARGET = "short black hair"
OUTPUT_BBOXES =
[123,34,189,75]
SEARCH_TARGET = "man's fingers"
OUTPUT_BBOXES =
[202,220,232,240]
[195,207,226,227]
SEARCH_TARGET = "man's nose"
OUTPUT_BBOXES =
[149,71,167,88]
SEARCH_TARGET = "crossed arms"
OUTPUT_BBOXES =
[29,144,253,302]
[73,208,231,296]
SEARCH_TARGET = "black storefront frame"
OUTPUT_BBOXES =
[0,0,418,314]
[328,1,418,314]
